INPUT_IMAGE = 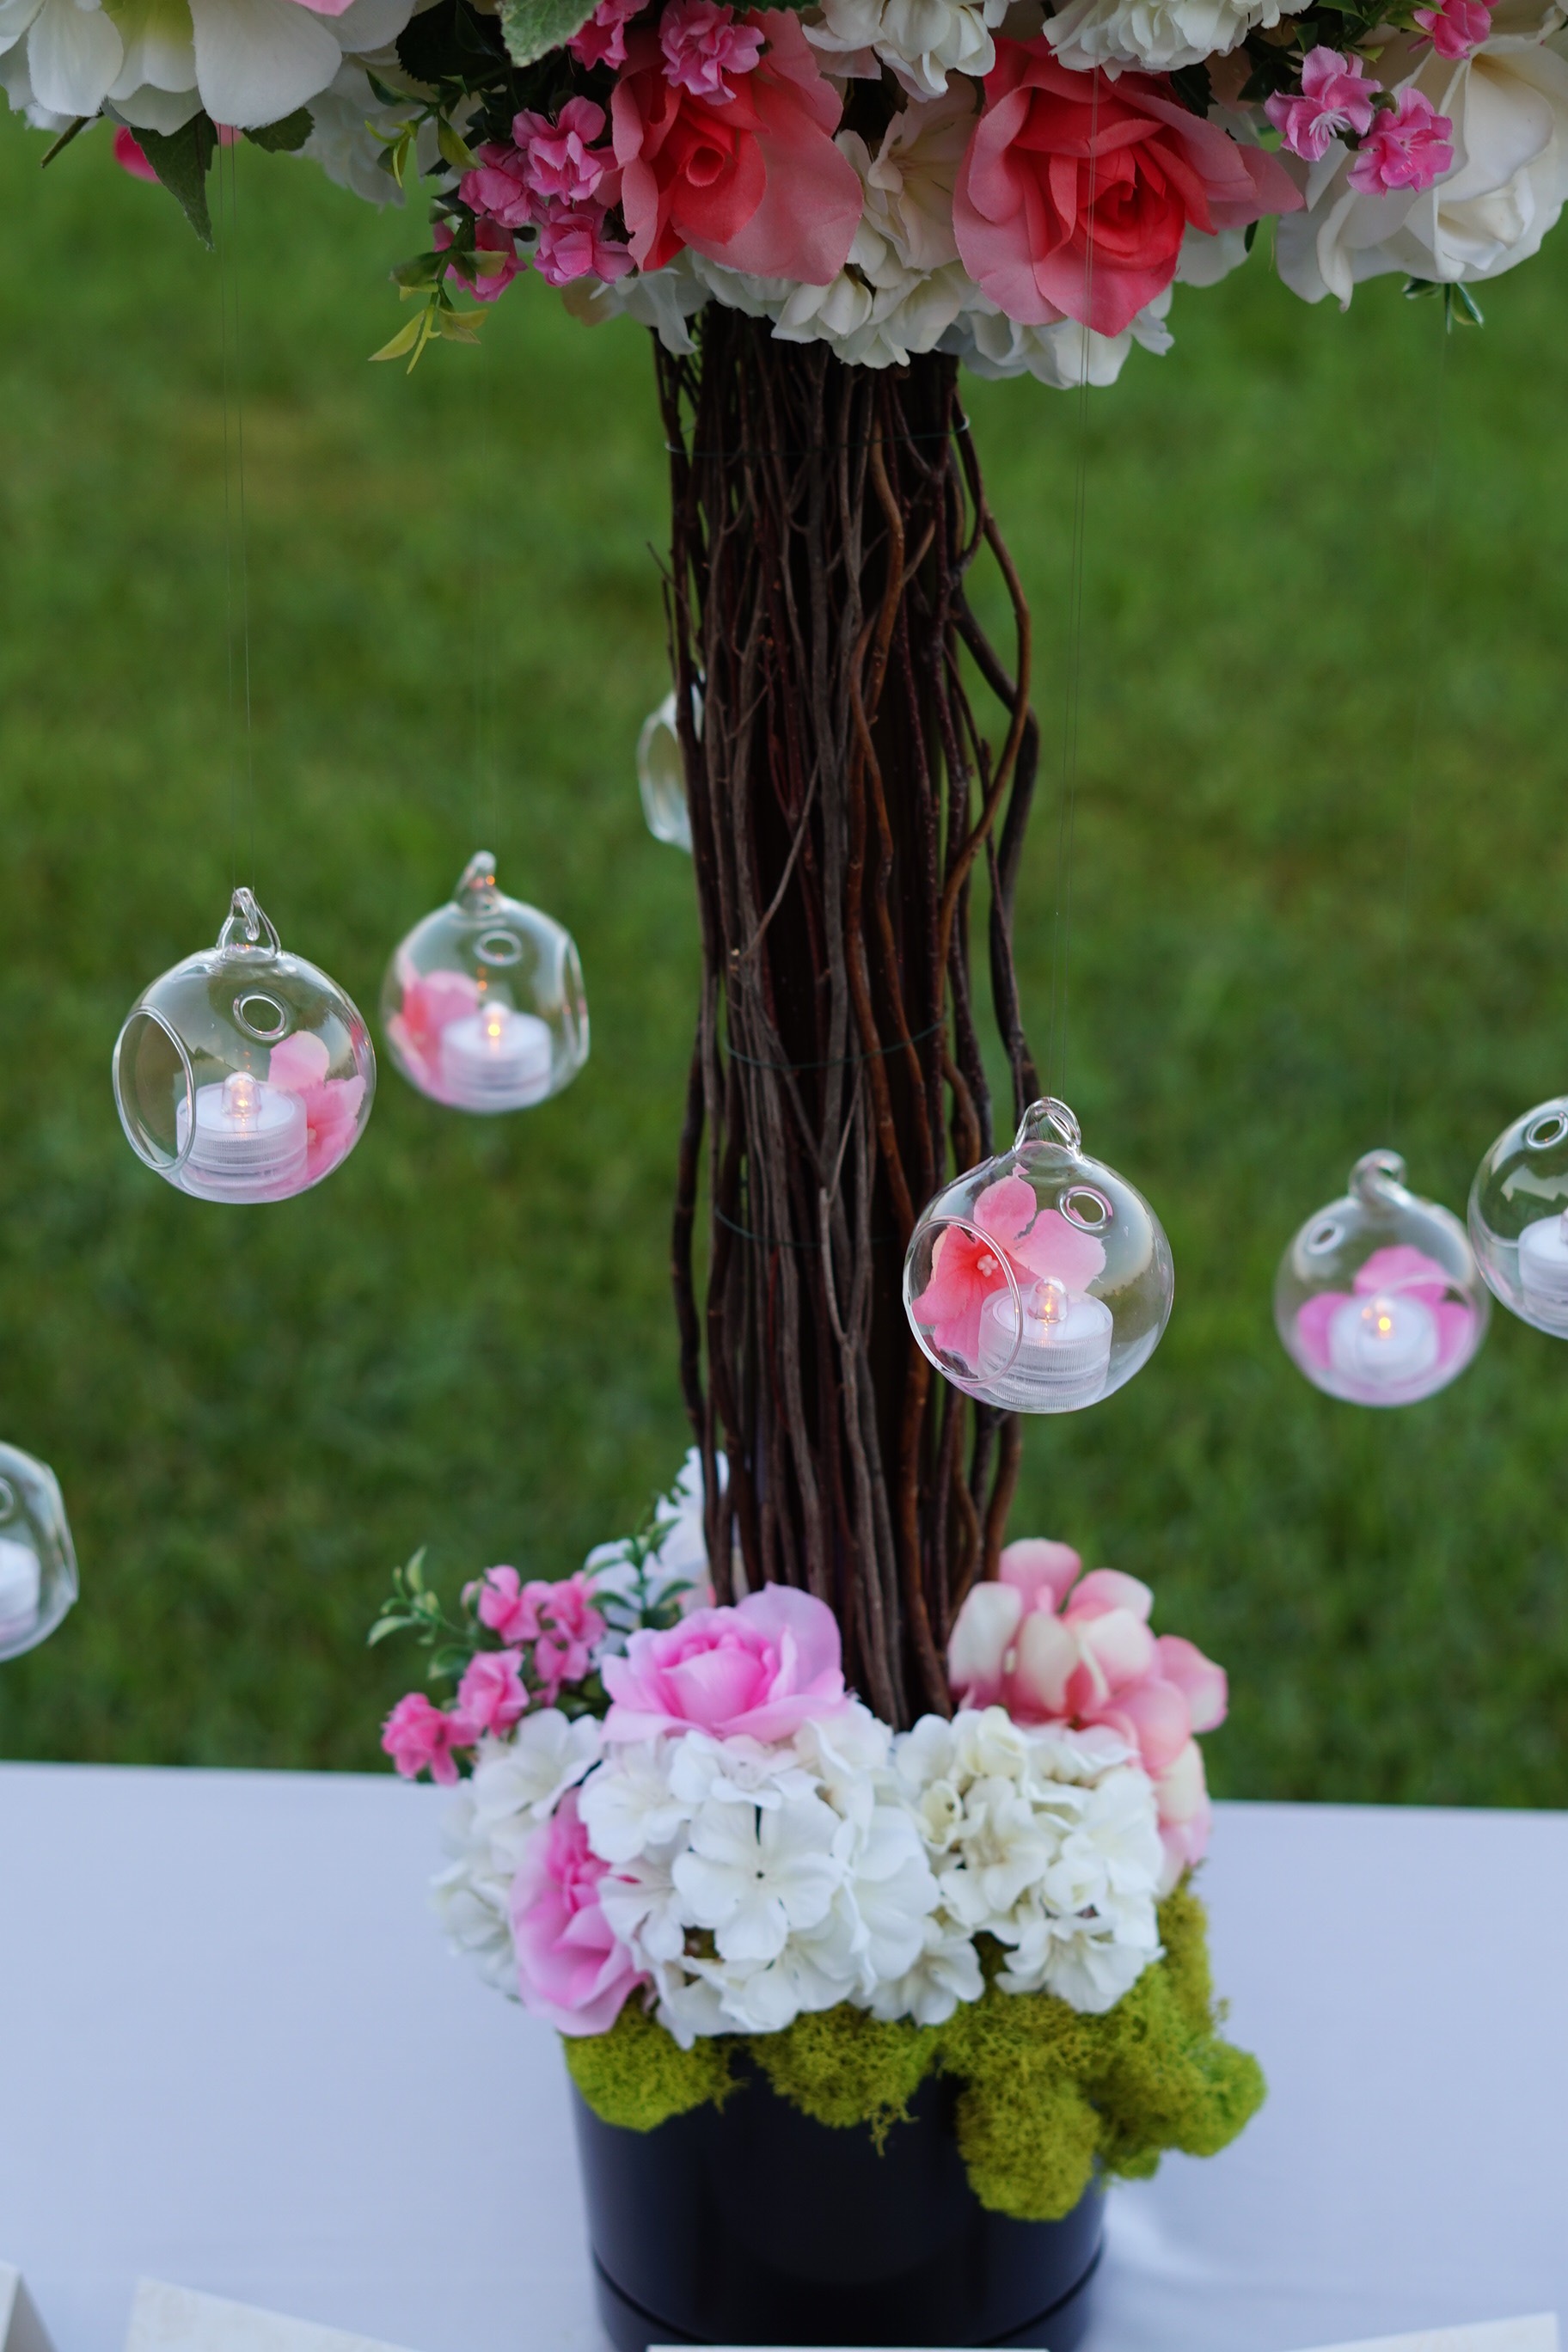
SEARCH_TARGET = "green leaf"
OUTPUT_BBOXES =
[368,1615,413,1645]
[365,67,408,105]
[136,113,218,248]
[499,0,597,68]
[437,117,478,171]
[243,107,314,152]
[392,249,444,287]
[405,1547,428,1589]
[438,309,485,343]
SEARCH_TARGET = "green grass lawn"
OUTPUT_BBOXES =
[1,107,1565,1804]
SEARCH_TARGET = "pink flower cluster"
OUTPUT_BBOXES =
[459,97,634,290]
[1265,47,1455,193]
[948,1540,1226,1890]
[658,0,764,100]
[379,1569,606,1781]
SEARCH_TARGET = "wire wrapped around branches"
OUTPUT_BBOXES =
[658,307,1042,1730]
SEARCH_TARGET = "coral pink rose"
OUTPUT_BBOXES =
[948,1540,1228,1889]
[510,1789,644,2034]
[953,42,1302,338]
[612,9,861,280]
[381,1692,466,1785]
[603,1583,848,1743]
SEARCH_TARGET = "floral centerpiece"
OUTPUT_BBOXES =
[375,1459,1261,2343]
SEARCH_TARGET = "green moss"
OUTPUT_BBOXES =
[566,1889,1265,2219]
[561,1995,734,2128]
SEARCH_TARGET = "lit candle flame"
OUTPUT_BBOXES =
[223,1070,260,1125]
[483,1007,507,1045]
[1033,1278,1069,1328]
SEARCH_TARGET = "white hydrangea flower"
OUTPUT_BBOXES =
[431,1711,602,1995]
[806,0,1009,98]
[891,1705,1163,2017]
[862,86,975,269]
[943,284,1173,388]
[1044,0,1307,75]
[561,254,712,357]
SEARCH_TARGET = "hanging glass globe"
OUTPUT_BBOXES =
[636,685,699,853]
[1275,1148,1486,1406]
[381,851,589,1113]
[113,888,374,1204]
[1468,1095,1568,1335]
[903,1098,1173,1413]
[0,1441,77,1663]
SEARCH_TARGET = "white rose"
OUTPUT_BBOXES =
[1044,0,1306,73]
[1277,18,1568,307]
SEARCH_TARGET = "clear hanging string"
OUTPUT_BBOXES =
[216,129,256,897]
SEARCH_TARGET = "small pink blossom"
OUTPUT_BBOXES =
[267,1031,367,1182]
[1347,88,1454,192]
[381,1692,466,1785]
[512,97,616,201]
[471,1565,546,1645]
[459,144,536,230]
[1412,0,1492,57]
[658,0,764,100]
[113,126,159,182]
[533,1573,606,1699]
[434,217,523,301]
[569,0,643,68]
[453,1648,530,1738]
[947,1540,1228,1890]
[510,1788,644,2033]
[534,199,635,285]
[1265,47,1379,163]
[603,1583,848,1743]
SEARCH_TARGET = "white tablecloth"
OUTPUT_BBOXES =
[1,1766,1563,2352]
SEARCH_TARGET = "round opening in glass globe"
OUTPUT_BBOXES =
[112,888,375,1204]
[1275,1148,1486,1406]
[0,1441,77,1663]
[380,851,590,1114]
[1468,1094,1568,1336]
[902,1098,1173,1414]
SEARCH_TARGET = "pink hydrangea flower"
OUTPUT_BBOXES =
[509,1788,645,2033]
[1347,88,1454,193]
[453,1648,530,1738]
[1293,1242,1479,1389]
[658,0,764,100]
[1412,0,1492,58]
[388,960,481,1087]
[603,1583,849,1743]
[1265,47,1379,163]
[534,199,635,285]
[947,1540,1228,1890]
[569,0,642,68]
[459,144,536,230]
[512,97,616,202]
[267,1031,367,1182]
[381,1692,466,1785]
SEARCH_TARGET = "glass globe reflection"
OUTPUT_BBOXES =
[0,1441,77,1663]
[1469,1095,1568,1335]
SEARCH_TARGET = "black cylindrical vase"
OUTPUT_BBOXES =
[571,2059,1103,2350]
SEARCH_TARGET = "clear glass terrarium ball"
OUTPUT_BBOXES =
[381,851,589,1113]
[636,685,699,853]
[113,888,375,1204]
[903,1098,1174,1413]
[1275,1148,1487,1406]
[0,1441,77,1663]
[1468,1095,1568,1336]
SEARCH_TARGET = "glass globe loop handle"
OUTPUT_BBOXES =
[216,886,281,960]
[112,1001,197,1174]
[1014,1096,1082,1155]
[904,1215,1026,1386]
[1350,1148,1414,1213]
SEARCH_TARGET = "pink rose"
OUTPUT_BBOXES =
[947,1542,1227,1888]
[1265,47,1380,163]
[510,1789,644,2034]
[381,1692,466,1785]
[612,9,861,280]
[603,1583,848,1743]
[954,41,1302,339]
[1346,88,1454,193]
[268,1031,367,1182]
[453,1648,530,1738]
[658,0,765,101]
